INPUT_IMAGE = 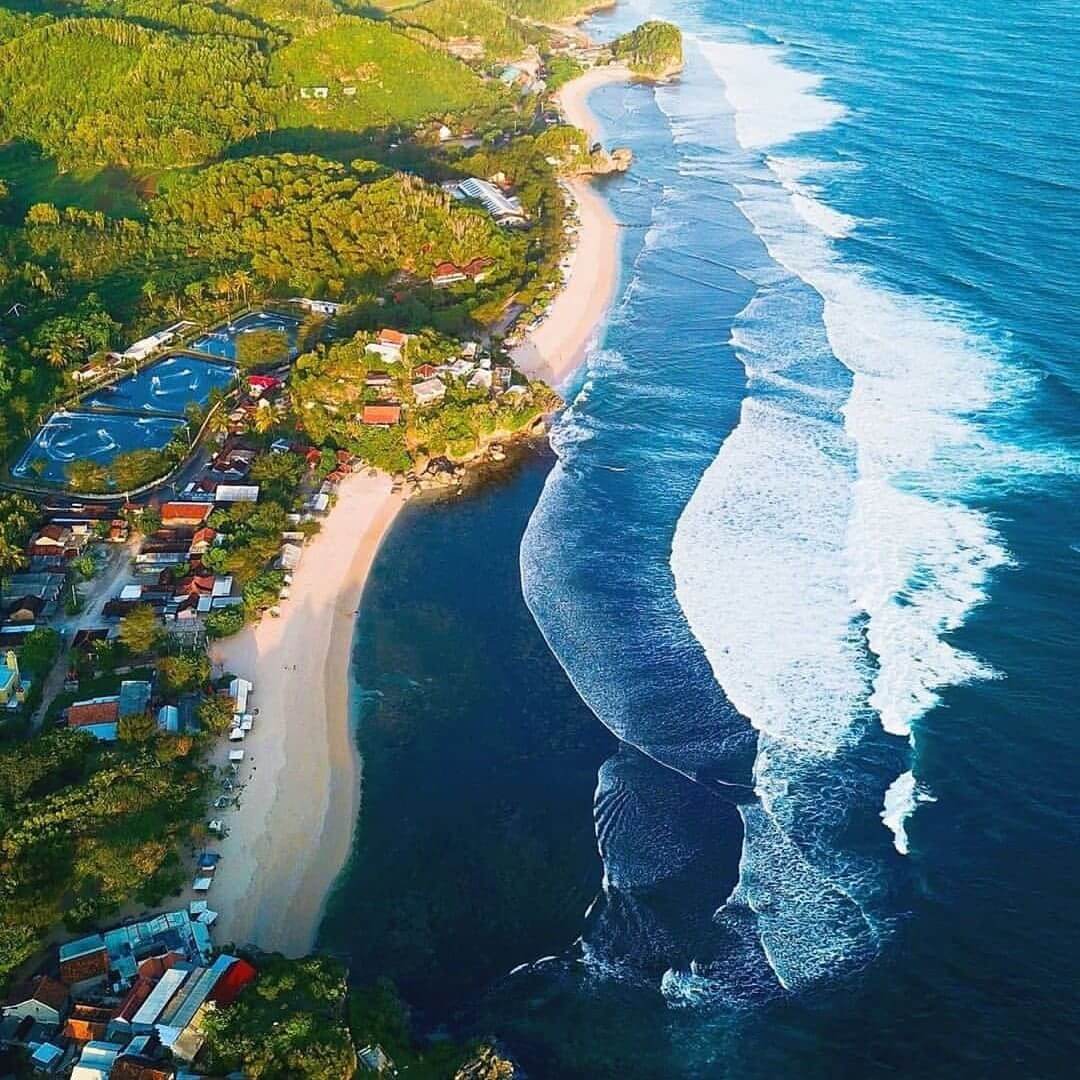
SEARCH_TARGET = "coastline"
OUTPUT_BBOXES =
[204,471,404,956]
[204,66,630,957]
[511,63,630,387]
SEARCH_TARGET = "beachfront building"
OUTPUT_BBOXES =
[445,177,528,226]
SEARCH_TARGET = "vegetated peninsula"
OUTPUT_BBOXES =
[611,19,684,80]
[0,0,655,1075]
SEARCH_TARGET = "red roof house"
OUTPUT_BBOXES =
[247,374,282,393]
[377,328,408,348]
[413,363,438,379]
[67,698,120,728]
[361,405,402,426]
[461,256,493,280]
[62,1003,116,1043]
[160,502,211,527]
[208,958,258,1007]
[431,262,467,286]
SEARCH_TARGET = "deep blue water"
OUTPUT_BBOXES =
[326,0,1080,1074]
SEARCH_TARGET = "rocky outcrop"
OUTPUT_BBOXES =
[571,145,633,176]
[455,1044,517,1080]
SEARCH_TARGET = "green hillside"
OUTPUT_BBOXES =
[395,0,535,60]
[0,17,275,168]
[271,15,499,129]
[611,19,683,78]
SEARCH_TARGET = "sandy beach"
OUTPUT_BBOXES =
[202,471,403,956]
[511,64,630,387]
[186,67,628,958]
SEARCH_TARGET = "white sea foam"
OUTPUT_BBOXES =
[881,770,936,854]
[667,32,1014,991]
[693,39,847,150]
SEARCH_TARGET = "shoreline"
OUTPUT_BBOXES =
[203,471,404,956]
[199,66,630,958]
[511,63,630,388]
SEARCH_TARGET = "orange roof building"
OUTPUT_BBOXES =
[160,502,211,526]
[377,328,408,348]
[361,405,402,427]
[68,697,120,728]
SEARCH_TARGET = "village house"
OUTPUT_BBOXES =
[430,256,493,288]
[63,1003,117,1044]
[28,523,85,560]
[214,484,260,504]
[468,367,494,392]
[361,404,402,426]
[412,377,447,407]
[443,358,477,380]
[58,935,110,994]
[67,696,121,741]
[2,975,69,1026]
[0,651,28,709]
[365,328,409,364]
[159,503,211,528]
[187,527,217,558]
[72,1040,124,1079]
[430,262,467,287]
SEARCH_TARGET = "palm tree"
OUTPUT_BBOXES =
[232,270,254,306]
[44,341,68,369]
[252,405,275,435]
[141,279,158,307]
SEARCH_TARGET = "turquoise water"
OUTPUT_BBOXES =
[327,0,1080,1074]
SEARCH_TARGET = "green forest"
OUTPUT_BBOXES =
[0,0,604,470]
[611,19,683,77]
[0,1,677,1056]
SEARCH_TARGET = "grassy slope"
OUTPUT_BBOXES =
[271,15,497,130]
[392,0,534,60]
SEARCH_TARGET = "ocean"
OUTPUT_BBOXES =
[323,0,1080,1075]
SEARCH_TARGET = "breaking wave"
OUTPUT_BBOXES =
[669,32,1015,990]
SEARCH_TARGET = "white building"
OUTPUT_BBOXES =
[447,177,527,225]
[412,377,447,407]
[290,297,342,316]
[365,342,402,364]
[120,321,191,363]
